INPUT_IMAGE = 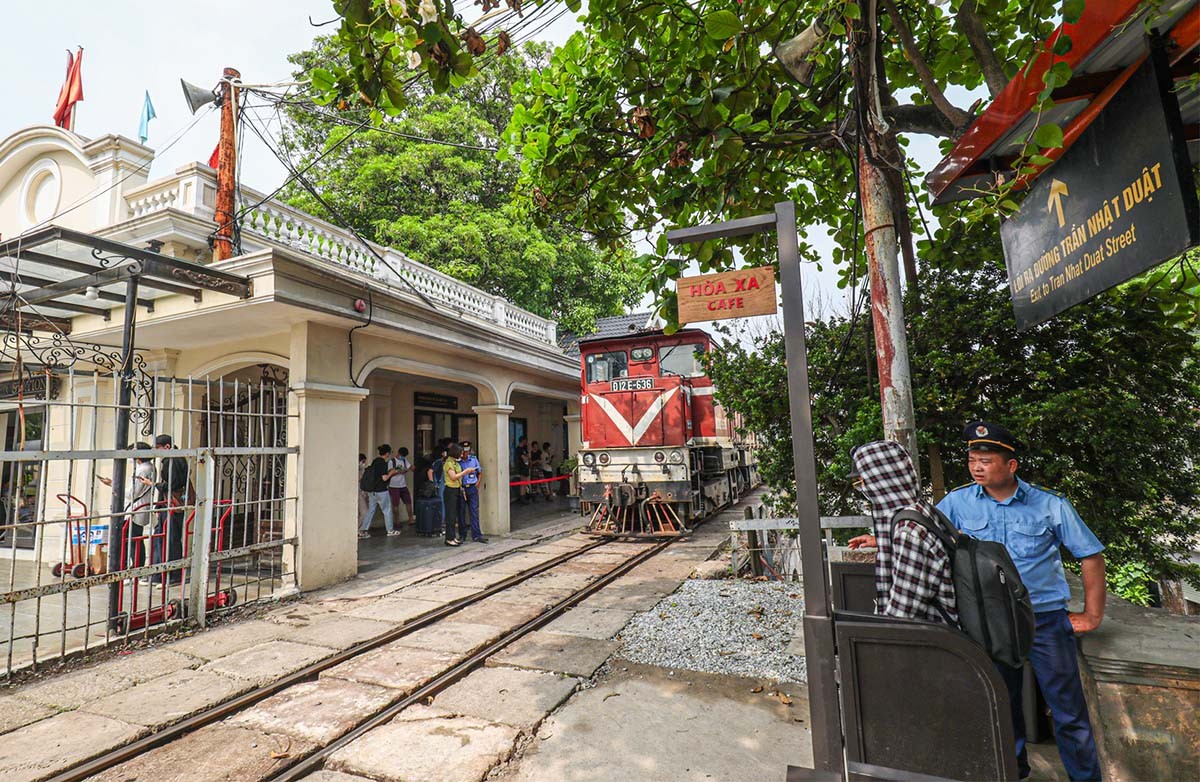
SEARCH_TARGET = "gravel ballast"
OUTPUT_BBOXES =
[616,579,808,683]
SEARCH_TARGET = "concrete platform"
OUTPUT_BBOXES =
[229,678,398,744]
[393,620,508,655]
[80,668,252,727]
[540,606,638,640]
[322,642,459,692]
[89,722,318,782]
[285,615,393,649]
[434,665,580,732]
[327,710,520,782]
[488,630,618,678]
[12,665,133,710]
[495,663,811,782]
[0,710,147,782]
[345,595,442,624]
[199,640,337,686]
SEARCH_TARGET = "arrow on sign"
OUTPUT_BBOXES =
[1047,178,1069,228]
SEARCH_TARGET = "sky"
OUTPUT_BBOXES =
[5,1,964,329]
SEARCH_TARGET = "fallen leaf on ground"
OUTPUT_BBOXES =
[751,633,763,640]
[603,692,621,701]
[778,693,793,706]
[750,685,764,693]
[269,752,290,759]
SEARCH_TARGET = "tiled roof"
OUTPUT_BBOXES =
[560,311,659,357]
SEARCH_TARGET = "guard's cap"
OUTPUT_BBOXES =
[460,440,472,449]
[963,420,1021,454]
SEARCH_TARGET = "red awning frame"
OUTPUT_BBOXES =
[926,0,1199,204]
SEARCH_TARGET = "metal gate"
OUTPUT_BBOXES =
[0,355,298,678]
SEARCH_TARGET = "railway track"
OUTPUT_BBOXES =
[46,531,686,782]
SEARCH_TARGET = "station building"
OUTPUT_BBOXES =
[0,124,583,593]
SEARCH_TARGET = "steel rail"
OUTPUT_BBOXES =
[46,536,611,782]
[268,536,677,782]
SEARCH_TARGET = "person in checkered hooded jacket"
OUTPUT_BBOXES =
[847,440,957,624]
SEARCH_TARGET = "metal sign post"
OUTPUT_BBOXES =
[667,201,840,772]
[669,204,1017,782]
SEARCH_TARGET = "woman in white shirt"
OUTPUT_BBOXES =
[100,442,156,567]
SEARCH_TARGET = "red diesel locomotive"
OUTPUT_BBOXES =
[577,327,758,537]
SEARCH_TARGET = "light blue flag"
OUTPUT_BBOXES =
[138,91,156,143]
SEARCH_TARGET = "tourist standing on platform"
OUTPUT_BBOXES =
[99,442,155,568]
[541,441,557,497]
[442,443,476,546]
[458,440,487,543]
[427,439,451,519]
[359,444,399,538]
[388,446,415,527]
[846,440,957,624]
[937,421,1105,782]
[150,435,189,585]
[515,436,531,503]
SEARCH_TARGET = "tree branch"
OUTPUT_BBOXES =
[882,0,970,131]
[882,104,958,137]
[954,0,1009,98]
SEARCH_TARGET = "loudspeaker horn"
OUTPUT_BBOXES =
[180,79,219,115]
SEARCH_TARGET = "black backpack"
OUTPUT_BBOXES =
[359,459,386,492]
[893,507,1035,668]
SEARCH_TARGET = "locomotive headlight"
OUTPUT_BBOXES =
[669,449,684,464]
[653,451,665,464]
[597,452,611,466]
[582,452,596,467]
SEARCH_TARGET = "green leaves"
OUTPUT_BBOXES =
[703,10,743,40]
[1032,122,1064,149]
[1061,0,1086,25]
[770,91,792,124]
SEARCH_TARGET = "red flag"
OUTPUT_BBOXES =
[207,144,220,169]
[53,48,84,130]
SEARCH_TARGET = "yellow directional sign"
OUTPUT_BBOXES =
[1046,179,1069,229]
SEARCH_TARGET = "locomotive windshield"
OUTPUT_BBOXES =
[586,350,628,382]
[658,343,705,377]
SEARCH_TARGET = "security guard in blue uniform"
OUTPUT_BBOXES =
[937,421,1105,782]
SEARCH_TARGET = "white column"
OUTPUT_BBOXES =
[287,382,368,590]
[286,321,368,590]
[472,404,513,536]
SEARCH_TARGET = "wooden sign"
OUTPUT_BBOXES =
[676,265,777,324]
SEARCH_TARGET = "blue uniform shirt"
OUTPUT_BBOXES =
[460,454,481,486]
[936,478,1104,612]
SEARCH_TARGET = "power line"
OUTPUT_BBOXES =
[239,108,441,313]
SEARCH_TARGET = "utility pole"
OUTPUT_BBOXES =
[858,143,920,478]
[779,2,921,475]
[213,67,240,262]
[850,1,919,476]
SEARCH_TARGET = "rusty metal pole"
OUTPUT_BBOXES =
[212,67,240,262]
[858,145,920,479]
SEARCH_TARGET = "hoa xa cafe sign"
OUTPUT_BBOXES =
[675,265,777,324]
[1000,55,1199,330]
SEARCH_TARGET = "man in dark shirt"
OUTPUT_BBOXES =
[151,434,189,585]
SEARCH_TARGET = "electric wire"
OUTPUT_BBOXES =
[238,108,440,314]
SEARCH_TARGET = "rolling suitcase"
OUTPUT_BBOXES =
[415,496,442,537]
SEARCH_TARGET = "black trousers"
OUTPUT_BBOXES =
[152,509,184,584]
[443,487,466,542]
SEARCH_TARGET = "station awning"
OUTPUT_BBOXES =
[927,0,1199,204]
[0,225,251,334]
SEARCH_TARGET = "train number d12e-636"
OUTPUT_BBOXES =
[576,327,759,538]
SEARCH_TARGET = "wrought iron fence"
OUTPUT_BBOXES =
[0,364,297,678]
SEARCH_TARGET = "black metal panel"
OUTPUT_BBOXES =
[830,562,877,613]
[835,614,1018,781]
